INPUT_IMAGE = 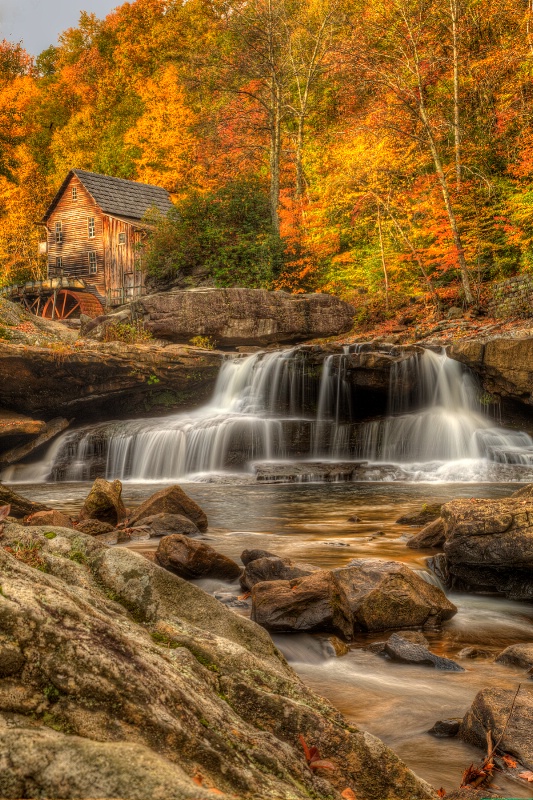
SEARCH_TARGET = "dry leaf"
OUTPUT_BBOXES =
[237,592,250,601]
[502,754,517,768]
[437,789,446,797]
[309,759,335,770]
[519,770,533,782]
[0,504,10,522]
[341,790,357,799]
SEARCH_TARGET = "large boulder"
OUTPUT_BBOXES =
[136,288,355,347]
[251,571,354,639]
[155,534,241,581]
[422,486,533,599]
[129,485,208,531]
[240,555,319,590]
[25,510,75,529]
[495,643,533,672]
[407,518,446,550]
[0,484,50,519]
[78,478,127,525]
[459,687,533,770]
[140,512,200,538]
[0,521,434,800]
[449,337,533,407]
[332,559,457,632]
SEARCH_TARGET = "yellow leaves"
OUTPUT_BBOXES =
[126,64,202,194]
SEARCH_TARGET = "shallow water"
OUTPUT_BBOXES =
[13,480,533,796]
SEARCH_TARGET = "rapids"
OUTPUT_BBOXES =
[4,346,533,484]
[14,479,533,797]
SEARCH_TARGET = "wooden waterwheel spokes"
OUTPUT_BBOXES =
[41,290,103,320]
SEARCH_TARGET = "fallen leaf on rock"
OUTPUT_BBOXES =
[519,771,533,782]
[341,789,357,799]
[309,759,335,771]
[436,789,446,797]
[298,734,335,771]
[502,754,518,768]
[237,592,250,601]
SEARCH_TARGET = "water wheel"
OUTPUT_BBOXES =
[42,290,103,320]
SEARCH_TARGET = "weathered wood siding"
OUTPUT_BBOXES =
[46,175,106,298]
[103,216,146,304]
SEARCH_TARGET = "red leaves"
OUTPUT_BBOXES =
[299,734,335,771]
[502,754,517,768]
[341,790,357,799]
[519,771,533,782]
[460,762,493,789]
[436,789,446,797]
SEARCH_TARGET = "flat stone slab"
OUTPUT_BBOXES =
[253,461,368,483]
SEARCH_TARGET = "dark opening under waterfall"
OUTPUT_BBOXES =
[4,346,533,483]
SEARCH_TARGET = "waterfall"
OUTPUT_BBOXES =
[4,346,533,484]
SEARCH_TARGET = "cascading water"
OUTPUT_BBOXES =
[4,346,533,483]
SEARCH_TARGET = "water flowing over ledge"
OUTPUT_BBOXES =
[4,346,533,484]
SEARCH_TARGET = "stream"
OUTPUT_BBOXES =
[11,479,533,797]
[5,346,533,795]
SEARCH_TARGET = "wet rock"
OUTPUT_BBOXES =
[0,484,50,519]
[25,510,75,529]
[407,518,446,550]
[428,719,461,737]
[459,687,533,769]
[425,490,533,599]
[458,647,493,660]
[0,520,434,800]
[396,504,442,526]
[323,636,350,657]
[129,485,208,532]
[383,633,464,671]
[240,548,279,565]
[450,337,533,408]
[75,519,116,536]
[140,512,200,538]
[78,478,127,526]
[495,643,533,672]
[251,571,353,640]
[156,534,242,581]
[137,288,355,347]
[240,556,319,591]
[364,631,428,656]
[332,559,457,632]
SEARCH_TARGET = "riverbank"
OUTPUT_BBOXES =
[3,478,533,797]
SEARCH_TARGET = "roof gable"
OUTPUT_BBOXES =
[42,170,173,222]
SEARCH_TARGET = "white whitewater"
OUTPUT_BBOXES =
[4,347,533,483]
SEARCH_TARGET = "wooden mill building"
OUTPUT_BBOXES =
[41,170,173,308]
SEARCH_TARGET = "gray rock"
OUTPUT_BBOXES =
[332,559,457,632]
[129,484,208,532]
[428,719,461,737]
[407,518,446,550]
[137,288,355,347]
[76,519,116,536]
[459,687,533,769]
[78,477,127,525]
[241,548,279,566]
[495,643,533,671]
[384,634,464,671]
[240,556,319,591]
[0,521,434,800]
[140,512,200,538]
[396,504,442,526]
[251,570,353,639]
[156,534,242,581]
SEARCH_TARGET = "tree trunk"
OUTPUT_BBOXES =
[450,0,461,191]
[377,205,389,312]
[295,115,305,198]
[270,80,282,234]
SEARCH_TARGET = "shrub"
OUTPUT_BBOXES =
[189,335,216,350]
[102,320,153,344]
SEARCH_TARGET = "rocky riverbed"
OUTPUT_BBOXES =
[2,478,533,797]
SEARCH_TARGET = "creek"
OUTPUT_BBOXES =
[4,346,533,795]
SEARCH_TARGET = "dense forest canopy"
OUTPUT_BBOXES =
[1,0,533,314]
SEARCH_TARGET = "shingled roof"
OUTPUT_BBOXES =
[42,169,173,222]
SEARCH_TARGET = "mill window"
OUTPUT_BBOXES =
[72,186,78,200]
[88,251,97,275]
[56,256,63,270]
[55,222,63,244]
[118,232,127,245]
[88,217,95,239]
